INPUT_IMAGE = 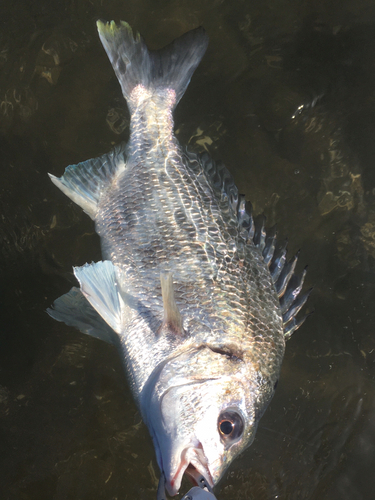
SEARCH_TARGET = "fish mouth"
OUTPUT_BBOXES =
[167,443,213,496]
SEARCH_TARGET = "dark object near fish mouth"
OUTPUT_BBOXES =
[185,463,214,489]
[157,469,215,500]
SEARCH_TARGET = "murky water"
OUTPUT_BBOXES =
[1,1,375,499]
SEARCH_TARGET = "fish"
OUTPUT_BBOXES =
[47,20,310,497]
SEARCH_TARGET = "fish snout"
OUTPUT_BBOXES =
[166,443,214,496]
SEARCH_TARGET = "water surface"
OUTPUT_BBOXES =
[1,1,375,499]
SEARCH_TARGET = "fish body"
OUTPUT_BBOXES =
[48,21,309,496]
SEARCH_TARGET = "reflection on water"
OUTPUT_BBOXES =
[1,1,375,499]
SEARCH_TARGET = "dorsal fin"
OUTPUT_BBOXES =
[160,272,184,335]
[184,148,311,339]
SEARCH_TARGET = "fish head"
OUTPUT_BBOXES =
[141,344,281,496]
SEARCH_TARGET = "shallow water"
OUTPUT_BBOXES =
[1,1,375,499]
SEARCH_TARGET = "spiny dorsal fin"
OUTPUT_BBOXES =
[184,149,311,339]
[160,272,184,335]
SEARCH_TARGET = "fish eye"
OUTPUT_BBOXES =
[218,410,244,443]
[220,420,233,435]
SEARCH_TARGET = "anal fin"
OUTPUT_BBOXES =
[48,141,127,219]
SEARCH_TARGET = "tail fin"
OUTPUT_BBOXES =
[97,20,208,107]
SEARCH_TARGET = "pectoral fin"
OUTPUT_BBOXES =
[160,272,184,335]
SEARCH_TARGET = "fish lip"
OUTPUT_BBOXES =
[185,463,214,488]
[167,443,214,496]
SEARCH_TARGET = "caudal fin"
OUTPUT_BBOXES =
[97,20,208,107]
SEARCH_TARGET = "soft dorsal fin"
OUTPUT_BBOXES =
[160,272,184,335]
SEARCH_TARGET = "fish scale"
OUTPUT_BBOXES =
[95,125,284,393]
[48,20,309,497]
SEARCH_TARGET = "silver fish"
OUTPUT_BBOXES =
[48,20,310,497]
